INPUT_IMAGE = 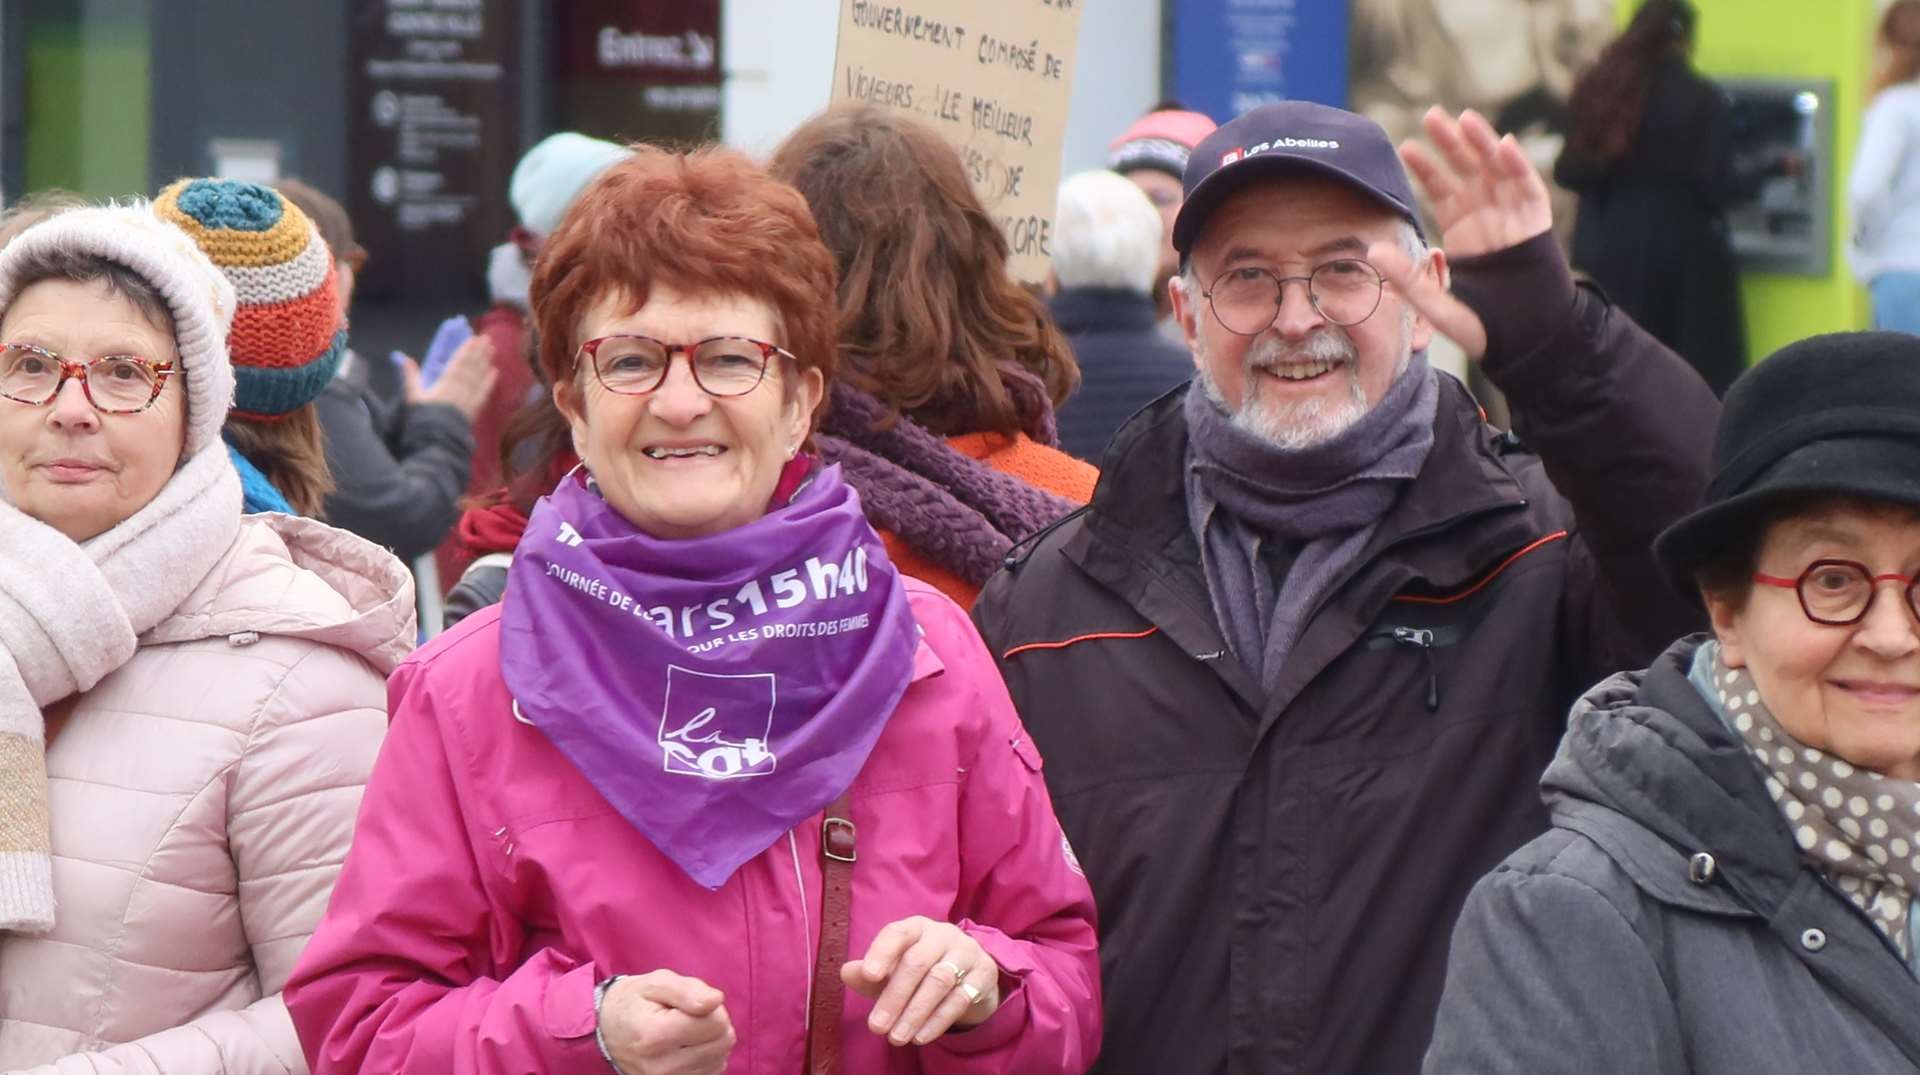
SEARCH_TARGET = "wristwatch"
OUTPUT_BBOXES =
[593,975,629,1074]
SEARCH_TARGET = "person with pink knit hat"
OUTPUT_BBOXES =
[1107,102,1218,329]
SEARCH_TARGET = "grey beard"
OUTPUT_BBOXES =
[1198,329,1395,451]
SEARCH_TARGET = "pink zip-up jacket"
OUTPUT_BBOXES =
[284,578,1101,1074]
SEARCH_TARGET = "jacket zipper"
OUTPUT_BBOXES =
[789,831,813,1024]
[1364,626,1445,710]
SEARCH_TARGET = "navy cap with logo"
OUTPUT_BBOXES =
[1172,101,1423,258]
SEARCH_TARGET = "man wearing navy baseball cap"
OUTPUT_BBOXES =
[975,103,1721,1073]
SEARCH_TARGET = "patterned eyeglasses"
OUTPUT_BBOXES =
[0,342,177,415]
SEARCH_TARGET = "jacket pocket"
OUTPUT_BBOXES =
[1360,624,1462,712]
[542,955,602,1040]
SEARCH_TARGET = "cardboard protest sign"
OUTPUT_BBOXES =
[830,0,1084,283]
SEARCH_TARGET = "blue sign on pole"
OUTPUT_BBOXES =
[1170,0,1349,124]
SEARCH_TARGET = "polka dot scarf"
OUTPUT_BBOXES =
[1716,654,1920,958]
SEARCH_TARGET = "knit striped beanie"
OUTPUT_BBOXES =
[152,179,345,421]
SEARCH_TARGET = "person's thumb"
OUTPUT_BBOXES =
[396,354,425,401]
[637,972,725,1018]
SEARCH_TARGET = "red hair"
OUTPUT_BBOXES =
[530,144,840,428]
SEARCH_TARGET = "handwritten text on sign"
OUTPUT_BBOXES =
[831,0,1084,283]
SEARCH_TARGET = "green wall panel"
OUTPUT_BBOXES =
[1690,0,1876,359]
[21,1,149,200]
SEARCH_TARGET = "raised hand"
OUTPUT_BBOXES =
[1403,106,1552,259]
[417,334,499,422]
[1370,106,1556,361]
[842,916,1002,1046]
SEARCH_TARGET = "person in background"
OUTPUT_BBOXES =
[437,382,576,628]
[768,105,1095,610]
[972,102,1718,1074]
[273,179,499,562]
[0,203,413,1072]
[153,178,341,516]
[1107,103,1219,336]
[1555,0,1789,395]
[1425,333,1920,1073]
[1849,0,1920,334]
[432,132,632,593]
[285,144,1099,1075]
[0,190,88,249]
[1049,169,1194,462]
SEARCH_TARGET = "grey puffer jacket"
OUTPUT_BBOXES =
[1424,636,1920,1073]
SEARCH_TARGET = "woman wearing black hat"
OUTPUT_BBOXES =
[1423,332,1920,1074]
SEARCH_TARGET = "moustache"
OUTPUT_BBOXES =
[1246,330,1358,372]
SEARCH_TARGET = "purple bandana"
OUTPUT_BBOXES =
[499,465,919,889]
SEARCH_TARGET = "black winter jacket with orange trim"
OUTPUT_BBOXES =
[970,232,1719,1075]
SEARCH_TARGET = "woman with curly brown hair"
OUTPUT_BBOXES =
[769,106,1096,609]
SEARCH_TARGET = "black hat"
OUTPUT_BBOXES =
[1654,331,1920,595]
[1172,101,1423,257]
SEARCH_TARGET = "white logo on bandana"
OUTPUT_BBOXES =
[659,664,779,780]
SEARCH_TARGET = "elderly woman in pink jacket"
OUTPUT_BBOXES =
[284,145,1101,1074]
[0,201,414,1070]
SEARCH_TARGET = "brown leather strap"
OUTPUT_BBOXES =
[806,792,856,1075]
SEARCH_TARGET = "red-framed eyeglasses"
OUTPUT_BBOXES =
[1752,559,1920,626]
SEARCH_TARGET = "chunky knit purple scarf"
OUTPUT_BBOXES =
[816,382,1077,586]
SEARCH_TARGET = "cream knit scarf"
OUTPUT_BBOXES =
[1712,646,1920,958]
[0,443,240,933]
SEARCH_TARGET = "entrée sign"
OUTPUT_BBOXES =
[830,0,1084,283]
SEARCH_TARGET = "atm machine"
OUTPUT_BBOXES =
[1721,78,1834,277]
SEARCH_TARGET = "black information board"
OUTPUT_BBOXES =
[347,0,520,304]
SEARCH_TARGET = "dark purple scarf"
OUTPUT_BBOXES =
[498,465,919,889]
[816,382,1076,585]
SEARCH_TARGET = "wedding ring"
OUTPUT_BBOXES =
[935,959,967,983]
[957,979,985,1005]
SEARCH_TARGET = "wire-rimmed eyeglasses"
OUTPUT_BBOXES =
[1200,260,1387,335]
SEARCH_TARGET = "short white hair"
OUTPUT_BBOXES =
[1052,170,1164,295]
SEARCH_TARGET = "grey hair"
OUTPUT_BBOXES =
[1,246,175,337]
[1052,170,1164,295]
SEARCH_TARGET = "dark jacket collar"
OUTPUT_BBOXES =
[1048,288,1162,336]
[1065,376,1535,713]
[1080,375,1530,590]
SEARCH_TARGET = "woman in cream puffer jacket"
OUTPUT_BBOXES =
[0,513,413,1073]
